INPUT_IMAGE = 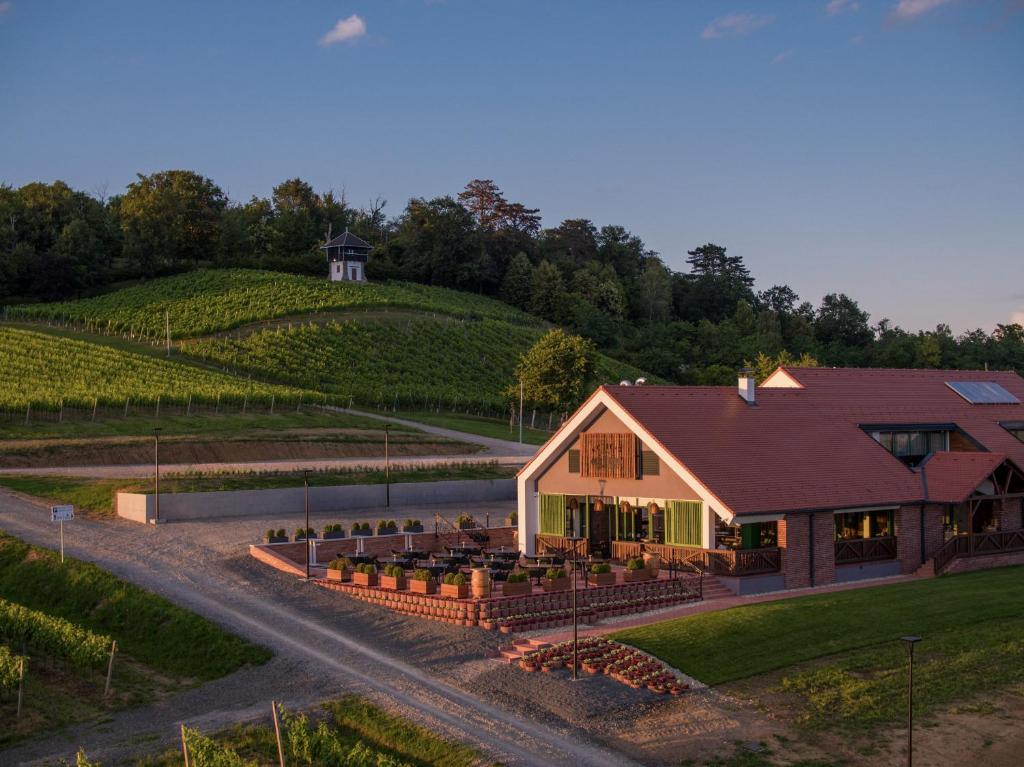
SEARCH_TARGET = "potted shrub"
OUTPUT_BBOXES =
[410,568,437,594]
[294,527,316,541]
[542,567,570,592]
[623,557,653,582]
[455,513,475,530]
[352,522,373,537]
[380,563,407,590]
[588,562,616,587]
[502,571,531,596]
[376,519,398,536]
[402,519,424,533]
[441,572,469,599]
[322,523,345,540]
[505,510,518,527]
[265,528,288,544]
[326,557,351,582]
[352,563,378,587]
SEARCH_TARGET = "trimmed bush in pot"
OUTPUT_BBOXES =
[352,522,373,537]
[501,570,531,596]
[352,563,378,587]
[588,562,616,587]
[376,519,398,536]
[623,557,653,582]
[543,567,570,592]
[380,563,407,590]
[410,568,437,595]
[294,527,316,541]
[455,513,475,530]
[326,557,350,582]
[265,528,288,544]
[402,519,424,533]
[322,523,345,540]
[441,571,469,599]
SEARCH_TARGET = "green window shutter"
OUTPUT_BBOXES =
[641,450,660,476]
[567,450,580,473]
[741,523,760,550]
[539,494,565,535]
[666,500,702,547]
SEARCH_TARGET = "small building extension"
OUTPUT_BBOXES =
[322,229,371,282]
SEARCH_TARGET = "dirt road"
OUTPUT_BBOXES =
[0,489,634,767]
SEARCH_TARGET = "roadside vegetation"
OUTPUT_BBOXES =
[613,567,1024,732]
[0,531,270,743]
[389,410,552,445]
[0,462,516,517]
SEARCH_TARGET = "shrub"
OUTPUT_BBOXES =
[412,569,433,582]
[360,522,371,531]
[403,519,415,528]
[443,572,466,586]
[505,571,528,583]
[275,528,286,538]
[545,567,567,580]
[377,519,397,533]
[264,529,277,541]
[327,558,346,571]
[455,513,474,526]
[507,510,518,525]
[590,563,612,574]
[351,522,362,532]
[625,557,645,571]
[294,527,315,538]
[383,564,405,578]
[323,523,342,533]
[413,519,421,526]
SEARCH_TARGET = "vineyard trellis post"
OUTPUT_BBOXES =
[124,397,130,417]
[242,394,247,414]
[24,402,30,426]
[186,395,192,417]
[272,701,286,767]
[155,395,160,419]
[58,399,63,423]
[104,640,117,699]
[92,398,98,422]
[270,395,275,415]
[180,724,191,767]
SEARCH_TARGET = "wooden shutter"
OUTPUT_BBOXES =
[641,450,659,476]
[580,433,637,478]
[567,449,580,474]
[665,500,702,547]
[539,494,566,535]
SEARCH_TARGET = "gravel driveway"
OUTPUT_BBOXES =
[0,488,652,767]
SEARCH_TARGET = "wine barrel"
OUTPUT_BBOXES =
[471,567,492,600]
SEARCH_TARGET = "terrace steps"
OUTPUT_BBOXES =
[497,638,553,663]
[701,577,735,600]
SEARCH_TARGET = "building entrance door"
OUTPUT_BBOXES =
[588,498,611,557]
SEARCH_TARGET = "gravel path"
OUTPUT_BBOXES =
[0,489,640,767]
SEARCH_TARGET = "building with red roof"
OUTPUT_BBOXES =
[515,367,1024,594]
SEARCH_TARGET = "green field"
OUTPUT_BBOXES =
[612,567,1024,730]
[5,268,540,338]
[0,327,307,410]
[392,410,553,445]
[0,531,270,743]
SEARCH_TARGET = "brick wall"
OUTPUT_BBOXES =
[896,505,922,574]
[996,498,1023,532]
[922,503,947,560]
[943,549,1024,574]
[780,514,809,589]
[811,511,835,586]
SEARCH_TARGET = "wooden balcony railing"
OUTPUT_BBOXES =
[934,530,1024,573]
[834,536,897,565]
[610,540,781,576]
[535,534,590,557]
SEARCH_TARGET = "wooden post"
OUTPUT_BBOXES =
[242,394,247,414]
[92,397,98,422]
[58,399,63,423]
[270,395,275,415]
[155,395,161,419]
[24,402,30,426]
[186,394,192,417]
[180,724,191,767]
[271,701,286,767]
[104,640,117,698]
[16,657,24,718]
[124,397,130,417]
[296,393,302,414]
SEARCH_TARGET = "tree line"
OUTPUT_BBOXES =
[1,171,1021,382]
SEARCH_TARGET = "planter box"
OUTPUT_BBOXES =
[322,530,346,540]
[352,572,379,587]
[441,583,469,599]
[295,534,317,541]
[380,575,407,590]
[543,577,571,592]
[501,580,532,597]
[588,572,617,587]
[326,568,350,582]
[623,568,654,583]
[410,579,437,595]
[376,528,399,536]
[402,524,424,533]
[265,536,288,544]
[505,516,517,528]
[351,529,373,537]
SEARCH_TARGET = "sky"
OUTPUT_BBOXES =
[1,0,1022,333]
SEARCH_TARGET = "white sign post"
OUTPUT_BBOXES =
[50,505,74,563]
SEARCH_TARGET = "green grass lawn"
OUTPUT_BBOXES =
[612,567,1024,730]
[394,410,552,445]
[134,696,483,767]
[0,462,516,517]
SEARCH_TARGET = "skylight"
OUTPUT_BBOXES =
[946,381,1020,405]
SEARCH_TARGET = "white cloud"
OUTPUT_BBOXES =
[0,2,12,16]
[826,0,860,15]
[321,14,367,46]
[888,0,956,23]
[850,34,866,43]
[772,49,794,64]
[701,12,774,40]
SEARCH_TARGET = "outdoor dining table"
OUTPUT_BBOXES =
[414,563,448,580]
[484,550,520,562]
[447,544,482,554]
[343,554,377,566]
[523,564,549,585]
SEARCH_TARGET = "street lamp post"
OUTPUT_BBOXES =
[153,428,162,524]
[303,470,311,580]
[384,425,391,510]
[565,535,585,681]
[901,635,922,767]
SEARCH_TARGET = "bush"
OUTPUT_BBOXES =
[625,557,645,571]
[545,567,567,580]
[327,558,346,571]
[590,563,612,574]
[323,523,343,533]
[360,522,371,531]
[264,529,277,541]
[412,568,433,582]
[505,571,528,583]
[455,513,473,526]
[276,528,286,538]
[351,522,362,532]
[377,519,397,533]
[383,564,405,578]
[294,527,315,538]
[0,598,111,669]
[443,572,466,586]
[507,510,518,525]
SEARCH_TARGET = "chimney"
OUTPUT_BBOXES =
[738,368,756,405]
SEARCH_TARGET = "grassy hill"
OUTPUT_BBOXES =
[4,268,540,339]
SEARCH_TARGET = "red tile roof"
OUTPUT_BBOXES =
[918,451,1008,504]
[600,367,1024,516]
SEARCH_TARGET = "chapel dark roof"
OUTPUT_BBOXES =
[321,230,371,250]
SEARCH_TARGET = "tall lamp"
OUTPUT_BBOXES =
[152,428,162,524]
[303,469,311,580]
[565,535,585,681]
[901,635,922,767]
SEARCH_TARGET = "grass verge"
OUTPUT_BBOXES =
[394,410,552,445]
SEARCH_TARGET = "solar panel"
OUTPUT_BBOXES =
[946,381,1021,405]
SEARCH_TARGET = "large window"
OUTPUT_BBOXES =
[834,509,894,541]
[870,429,949,466]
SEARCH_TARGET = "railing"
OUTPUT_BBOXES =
[834,536,898,565]
[610,541,781,576]
[535,534,590,558]
[933,530,1024,574]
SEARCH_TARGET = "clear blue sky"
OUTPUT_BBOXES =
[1,1,1021,332]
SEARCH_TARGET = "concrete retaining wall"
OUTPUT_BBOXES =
[117,478,515,523]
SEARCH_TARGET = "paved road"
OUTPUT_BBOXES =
[0,489,635,767]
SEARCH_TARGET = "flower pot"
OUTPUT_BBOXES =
[410,579,437,595]
[376,528,398,536]
[266,536,288,544]
[501,580,531,597]
[325,568,350,582]
[542,577,571,592]
[402,524,424,533]
[352,572,378,587]
[588,572,617,587]
[322,530,346,540]
[623,568,654,583]
[352,529,373,537]
[380,575,406,590]
[441,583,469,599]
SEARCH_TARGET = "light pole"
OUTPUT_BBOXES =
[901,635,922,767]
[566,535,585,681]
[518,380,524,444]
[153,428,162,524]
[303,469,311,580]
[384,425,391,510]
